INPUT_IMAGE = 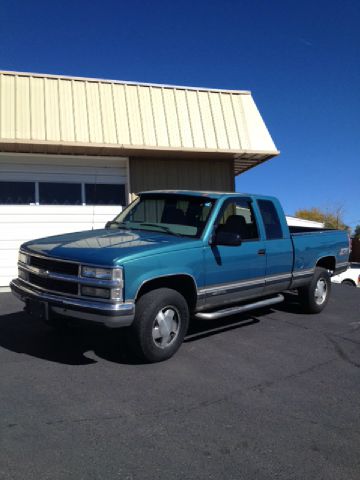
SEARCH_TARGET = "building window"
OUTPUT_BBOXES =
[257,199,283,240]
[85,184,126,206]
[0,181,126,206]
[0,181,35,205]
[39,182,82,205]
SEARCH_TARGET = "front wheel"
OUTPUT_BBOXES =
[298,267,331,314]
[128,288,190,363]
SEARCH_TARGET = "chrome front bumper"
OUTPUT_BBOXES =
[10,278,135,328]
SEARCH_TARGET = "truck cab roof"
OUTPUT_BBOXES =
[138,190,275,201]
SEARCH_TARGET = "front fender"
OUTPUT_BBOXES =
[123,247,204,301]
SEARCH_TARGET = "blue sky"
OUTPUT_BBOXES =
[1,0,359,228]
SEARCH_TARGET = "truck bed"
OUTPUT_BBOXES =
[290,227,349,284]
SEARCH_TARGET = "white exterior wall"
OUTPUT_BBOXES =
[0,153,129,286]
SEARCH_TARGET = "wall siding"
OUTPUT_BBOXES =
[129,157,234,194]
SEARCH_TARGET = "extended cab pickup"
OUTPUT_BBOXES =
[11,191,350,362]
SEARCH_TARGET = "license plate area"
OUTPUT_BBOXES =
[26,299,48,320]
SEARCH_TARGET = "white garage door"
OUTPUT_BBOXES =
[0,153,129,287]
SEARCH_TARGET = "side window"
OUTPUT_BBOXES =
[217,198,259,241]
[257,200,283,240]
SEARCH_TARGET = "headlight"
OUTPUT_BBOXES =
[81,266,113,280]
[81,266,124,301]
[18,252,28,265]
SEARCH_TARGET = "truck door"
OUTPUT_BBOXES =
[202,197,266,308]
[256,199,293,294]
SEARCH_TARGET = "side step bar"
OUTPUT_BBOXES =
[195,294,284,320]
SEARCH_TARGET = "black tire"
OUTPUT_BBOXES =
[128,288,190,363]
[298,267,331,314]
[341,279,356,287]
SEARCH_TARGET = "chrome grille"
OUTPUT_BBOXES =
[28,272,78,295]
[29,255,78,276]
[17,251,120,302]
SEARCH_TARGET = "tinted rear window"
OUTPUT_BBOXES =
[257,200,283,240]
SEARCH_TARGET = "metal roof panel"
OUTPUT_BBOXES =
[0,70,279,174]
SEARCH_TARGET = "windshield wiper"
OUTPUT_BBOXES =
[139,223,181,237]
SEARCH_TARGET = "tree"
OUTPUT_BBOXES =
[354,225,360,238]
[294,207,349,230]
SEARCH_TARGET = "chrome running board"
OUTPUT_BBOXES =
[195,294,284,320]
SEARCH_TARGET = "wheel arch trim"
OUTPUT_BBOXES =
[315,255,337,272]
[133,273,198,302]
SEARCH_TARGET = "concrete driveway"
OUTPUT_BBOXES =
[0,285,359,480]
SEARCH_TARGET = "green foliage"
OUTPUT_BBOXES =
[354,224,360,238]
[294,207,349,230]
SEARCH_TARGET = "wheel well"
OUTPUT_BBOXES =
[316,256,336,272]
[342,279,356,286]
[136,275,197,311]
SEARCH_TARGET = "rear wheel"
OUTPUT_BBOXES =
[298,267,331,313]
[341,279,356,287]
[128,288,190,363]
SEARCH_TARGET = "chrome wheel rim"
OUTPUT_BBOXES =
[314,278,327,305]
[152,305,181,348]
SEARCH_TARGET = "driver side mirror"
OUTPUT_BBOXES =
[212,230,242,246]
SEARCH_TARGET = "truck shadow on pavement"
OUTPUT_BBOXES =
[0,307,272,366]
[0,310,137,365]
[271,292,305,315]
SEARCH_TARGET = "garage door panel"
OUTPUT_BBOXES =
[0,269,18,286]
[0,163,127,175]
[0,172,128,184]
[0,240,24,250]
[1,222,93,237]
[0,153,127,167]
[0,250,18,265]
[0,215,95,224]
[0,206,121,224]
[0,155,128,286]
[91,206,122,215]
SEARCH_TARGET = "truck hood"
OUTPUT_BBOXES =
[22,228,201,266]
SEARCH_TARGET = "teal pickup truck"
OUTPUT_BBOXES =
[11,190,350,362]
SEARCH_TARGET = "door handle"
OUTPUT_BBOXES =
[258,249,266,255]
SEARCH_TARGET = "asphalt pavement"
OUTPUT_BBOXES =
[0,285,359,480]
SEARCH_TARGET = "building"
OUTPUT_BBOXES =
[0,70,278,286]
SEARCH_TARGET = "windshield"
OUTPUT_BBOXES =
[109,194,215,238]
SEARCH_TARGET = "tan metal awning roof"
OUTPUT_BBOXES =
[0,71,279,174]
